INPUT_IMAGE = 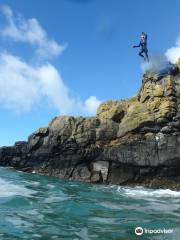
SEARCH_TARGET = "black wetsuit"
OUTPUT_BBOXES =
[134,33,149,61]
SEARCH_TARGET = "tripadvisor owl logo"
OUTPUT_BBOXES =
[135,227,144,235]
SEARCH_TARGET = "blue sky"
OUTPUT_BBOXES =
[0,0,180,146]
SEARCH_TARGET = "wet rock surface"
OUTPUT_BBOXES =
[1,62,180,189]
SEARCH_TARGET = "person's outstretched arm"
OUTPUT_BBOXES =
[133,42,140,48]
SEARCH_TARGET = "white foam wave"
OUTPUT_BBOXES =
[44,195,69,203]
[0,178,36,197]
[117,186,180,199]
[99,202,122,210]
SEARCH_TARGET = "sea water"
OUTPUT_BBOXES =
[0,167,179,240]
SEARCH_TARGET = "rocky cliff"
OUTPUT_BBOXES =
[1,61,180,189]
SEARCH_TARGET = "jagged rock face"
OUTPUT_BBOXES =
[97,74,177,137]
[1,62,180,189]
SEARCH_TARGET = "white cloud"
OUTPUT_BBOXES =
[165,37,180,63]
[0,53,70,113]
[0,5,101,115]
[141,54,167,73]
[1,5,66,59]
[0,53,101,115]
[84,96,101,114]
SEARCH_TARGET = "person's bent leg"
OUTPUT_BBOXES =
[144,49,149,62]
[139,49,145,60]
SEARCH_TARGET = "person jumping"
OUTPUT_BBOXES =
[133,32,149,61]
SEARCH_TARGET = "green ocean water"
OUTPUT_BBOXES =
[0,167,179,240]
